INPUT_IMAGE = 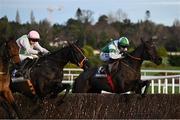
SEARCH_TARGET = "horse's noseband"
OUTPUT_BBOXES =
[78,57,88,68]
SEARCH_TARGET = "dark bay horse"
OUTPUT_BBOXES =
[0,39,21,118]
[10,41,89,103]
[72,39,162,95]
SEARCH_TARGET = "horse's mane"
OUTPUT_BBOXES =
[48,45,69,56]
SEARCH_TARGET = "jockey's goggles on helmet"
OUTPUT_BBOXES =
[29,38,39,42]
[121,45,128,48]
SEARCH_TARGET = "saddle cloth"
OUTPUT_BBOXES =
[95,66,107,78]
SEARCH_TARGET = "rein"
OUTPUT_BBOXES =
[121,61,138,74]
[115,53,143,75]
[78,57,87,68]
[126,53,141,61]
[72,44,87,68]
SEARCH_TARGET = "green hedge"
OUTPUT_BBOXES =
[168,55,180,66]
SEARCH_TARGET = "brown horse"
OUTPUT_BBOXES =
[0,39,21,118]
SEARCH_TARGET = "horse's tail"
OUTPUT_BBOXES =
[72,67,97,93]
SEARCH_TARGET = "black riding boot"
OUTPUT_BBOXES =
[14,58,32,77]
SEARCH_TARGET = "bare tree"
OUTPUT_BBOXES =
[107,11,116,23]
[145,10,151,20]
[15,9,21,24]
[76,9,94,24]
[75,8,82,21]
[30,10,36,24]
[116,8,128,22]
[107,9,128,23]
[173,18,180,27]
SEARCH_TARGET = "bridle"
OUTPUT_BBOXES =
[125,42,155,62]
[126,53,142,61]
[70,44,88,68]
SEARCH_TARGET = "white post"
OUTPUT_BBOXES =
[68,69,71,81]
[172,78,175,94]
[71,74,73,81]
[158,79,161,94]
[163,78,168,94]
[144,71,146,76]
[179,77,180,93]
[151,80,154,94]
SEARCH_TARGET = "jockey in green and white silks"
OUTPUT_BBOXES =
[99,37,129,73]
[16,30,49,61]
[100,37,129,62]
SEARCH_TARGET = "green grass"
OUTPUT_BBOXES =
[147,86,180,94]
[142,56,180,70]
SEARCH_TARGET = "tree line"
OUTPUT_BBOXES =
[0,8,180,66]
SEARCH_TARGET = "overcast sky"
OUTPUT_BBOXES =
[0,0,180,26]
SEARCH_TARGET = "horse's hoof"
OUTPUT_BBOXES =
[141,94,146,98]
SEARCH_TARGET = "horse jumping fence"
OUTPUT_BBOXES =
[62,68,180,94]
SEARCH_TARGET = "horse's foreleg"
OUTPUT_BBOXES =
[57,84,71,105]
[141,80,150,97]
[135,80,150,98]
[3,88,22,118]
[117,79,125,93]
[0,98,14,118]
[134,80,142,95]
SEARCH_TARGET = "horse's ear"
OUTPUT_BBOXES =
[140,37,145,44]
[74,40,80,46]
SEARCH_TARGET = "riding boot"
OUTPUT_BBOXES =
[13,58,32,77]
[20,58,33,70]
[107,63,113,74]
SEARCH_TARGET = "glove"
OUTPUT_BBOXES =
[37,51,44,57]
[109,58,117,63]
[44,52,51,55]
[43,52,51,57]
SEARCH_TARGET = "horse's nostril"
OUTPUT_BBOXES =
[159,57,162,62]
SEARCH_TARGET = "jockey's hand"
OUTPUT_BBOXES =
[122,51,127,54]
[122,51,128,57]
[44,52,51,55]
[109,58,117,63]
[37,51,44,57]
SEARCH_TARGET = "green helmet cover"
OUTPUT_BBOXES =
[118,37,129,47]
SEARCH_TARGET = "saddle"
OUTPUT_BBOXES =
[95,60,120,78]
[12,58,38,81]
[96,65,116,92]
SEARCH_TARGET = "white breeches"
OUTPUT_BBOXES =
[19,54,39,61]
